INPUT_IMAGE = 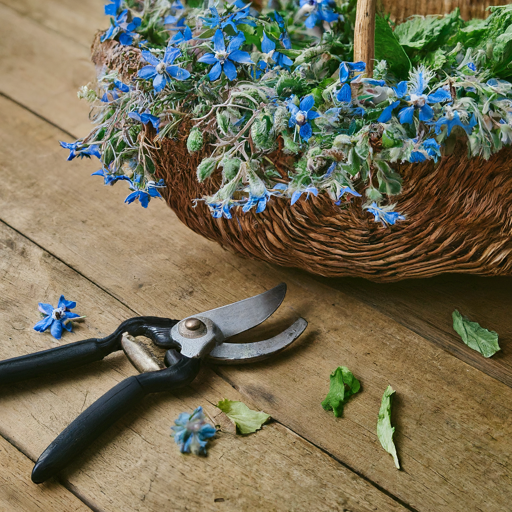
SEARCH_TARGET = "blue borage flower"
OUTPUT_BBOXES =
[199,5,256,31]
[170,25,193,45]
[396,66,452,125]
[59,141,101,161]
[258,31,293,72]
[138,46,190,92]
[92,168,132,186]
[272,11,292,66]
[291,185,318,205]
[434,108,477,136]
[125,176,166,208]
[198,30,254,82]
[336,61,366,103]
[102,9,141,46]
[299,0,339,29]
[171,406,216,455]
[409,138,441,163]
[364,202,405,226]
[34,295,81,340]
[287,94,321,141]
[101,79,130,102]
[128,110,160,132]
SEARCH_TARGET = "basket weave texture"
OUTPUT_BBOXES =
[91,1,512,282]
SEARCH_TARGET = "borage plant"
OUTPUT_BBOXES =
[63,1,512,227]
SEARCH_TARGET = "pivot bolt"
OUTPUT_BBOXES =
[184,318,204,331]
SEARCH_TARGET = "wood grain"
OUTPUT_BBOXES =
[0,95,512,511]
[380,0,511,22]
[0,435,90,512]
[0,221,404,512]
[354,0,376,76]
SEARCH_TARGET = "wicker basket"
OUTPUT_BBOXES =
[92,0,512,282]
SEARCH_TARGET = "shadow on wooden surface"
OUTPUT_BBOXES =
[318,273,512,387]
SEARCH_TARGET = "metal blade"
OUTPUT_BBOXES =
[191,283,287,340]
[207,318,307,364]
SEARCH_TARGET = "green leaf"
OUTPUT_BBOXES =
[375,161,402,196]
[377,385,400,470]
[321,366,361,418]
[374,15,411,79]
[277,48,302,58]
[452,310,500,358]
[197,28,217,40]
[196,158,217,182]
[216,399,270,434]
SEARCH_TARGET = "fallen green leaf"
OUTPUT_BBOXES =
[377,385,400,470]
[452,310,500,358]
[321,366,361,417]
[216,399,270,435]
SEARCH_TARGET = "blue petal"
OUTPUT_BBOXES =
[34,315,53,333]
[50,320,63,340]
[213,29,226,53]
[139,192,150,208]
[398,106,415,125]
[299,122,313,141]
[198,53,218,65]
[305,12,318,29]
[394,81,408,98]
[125,191,139,204]
[58,295,76,310]
[291,190,302,205]
[339,62,349,83]
[427,88,451,103]
[118,32,133,46]
[164,46,181,64]
[261,32,275,54]
[153,73,167,91]
[409,151,426,163]
[419,104,434,122]
[307,110,321,120]
[336,83,351,103]
[38,302,54,315]
[378,100,400,123]
[223,60,238,81]
[227,32,246,53]
[228,50,253,64]
[141,50,160,66]
[62,319,74,332]
[128,112,142,122]
[209,61,223,81]
[299,94,315,112]
[138,65,157,79]
[167,65,190,80]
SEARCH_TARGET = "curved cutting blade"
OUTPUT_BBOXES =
[190,283,287,340]
[207,318,308,364]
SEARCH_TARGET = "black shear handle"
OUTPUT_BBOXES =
[0,317,178,385]
[31,354,201,484]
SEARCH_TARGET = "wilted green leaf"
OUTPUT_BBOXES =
[374,15,411,79]
[452,310,500,358]
[216,399,270,434]
[197,158,217,182]
[377,385,400,470]
[321,366,361,418]
[375,161,402,195]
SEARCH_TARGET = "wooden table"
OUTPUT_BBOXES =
[0,1,511,510]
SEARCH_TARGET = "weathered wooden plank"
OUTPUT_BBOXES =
[0,4,98,138]
[317,274,512,388]
[0,221,404,512]
[1,94,512,511]
[0,434,90,512]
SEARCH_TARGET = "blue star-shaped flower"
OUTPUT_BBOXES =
[124,176,166,208]
[198,30,254,82]
[59,141,101,161]
[291,185,319,205]
[299,0,339,29]
[163,0,184,25]
[434,110,476,136]
[101,9,141,46]
[138,46,190,92]
[170,25,193,45]
[200,6,256,31]
[258,31,292,72]
[396,68,452,125]
[91,168,132,186]
[34,295,81,340]
[128,110,160,132]
[171,406,216,455]
[287,94,320,141]
[364,202,405,226]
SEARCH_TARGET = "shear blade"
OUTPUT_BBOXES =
[207,318,307,364]
[194,283,287,340]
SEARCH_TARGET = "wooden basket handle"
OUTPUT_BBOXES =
[353,0,376,77]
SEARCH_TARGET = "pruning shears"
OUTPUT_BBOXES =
[0,283,307,484]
